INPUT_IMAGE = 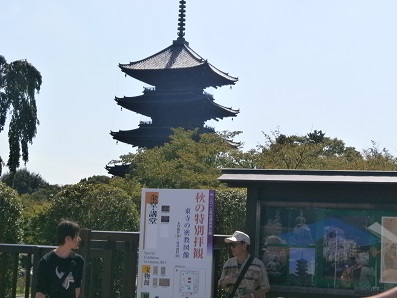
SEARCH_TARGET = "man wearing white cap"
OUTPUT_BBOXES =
[218,231,270,298]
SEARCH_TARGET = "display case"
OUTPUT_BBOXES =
[219,169,397,297]
[260,205,397,295]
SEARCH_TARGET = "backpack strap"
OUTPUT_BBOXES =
[228,255,254,298]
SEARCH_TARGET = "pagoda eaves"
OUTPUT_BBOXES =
[114,92,239,121]
[119,43,238,89]
[111,125,216,148]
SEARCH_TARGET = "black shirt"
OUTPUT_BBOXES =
[36,250,84,298]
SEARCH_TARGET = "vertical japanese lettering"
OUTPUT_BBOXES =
[183,208,191,258]
[193,192,206,259]
[145,192,159,225]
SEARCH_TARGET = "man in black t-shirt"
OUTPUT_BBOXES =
[35,220,84,298]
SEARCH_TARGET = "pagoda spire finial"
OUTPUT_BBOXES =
[175,0,187,44]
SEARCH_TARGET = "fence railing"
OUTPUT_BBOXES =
[1,231,377,298]
[0,231,229,298]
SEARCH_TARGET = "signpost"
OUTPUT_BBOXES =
[137,189,215,298]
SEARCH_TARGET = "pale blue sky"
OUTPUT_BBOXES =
[1,0,396,185]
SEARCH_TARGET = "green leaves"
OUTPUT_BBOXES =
[119,128,242,189]
[0,183,23,243]
[1,168,50,194]
[215,188,247,234]
[35,182,140,245]
[256,129,397,171]
[0,55,42,175]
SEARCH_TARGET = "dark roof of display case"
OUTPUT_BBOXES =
[219,169,397,186]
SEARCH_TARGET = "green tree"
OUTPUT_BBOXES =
[360,141,397,170]
[1,168,49,194]
[1,169,61,244]
[112,129,249,234]
[21,186,60,245]
[0,183,23,243]
[116,128,244,189]
[28,181,142,298]
[78,175,111,185]
[215,188,246,234]
[0,183,23,298]
[0,55,42,175]
[33,182,140,245]
[255,129,397,170]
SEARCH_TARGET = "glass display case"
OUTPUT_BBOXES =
[260,204,397,295]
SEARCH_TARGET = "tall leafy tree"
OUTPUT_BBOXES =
[0,55,42,175]
[0,183,23,243]
[257,129,355,169]
[31,181,140,245]
[256,129,397,171]
[0,182,23,297]
[116,128,244,189]
[113,128,249,233]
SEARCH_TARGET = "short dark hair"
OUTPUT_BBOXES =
[56,220,80,245]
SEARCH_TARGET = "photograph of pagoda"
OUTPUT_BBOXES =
[288,248,315,287]
[110,0,239,150]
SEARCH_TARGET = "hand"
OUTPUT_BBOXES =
[219,275,237,288]
[223,275,237,285]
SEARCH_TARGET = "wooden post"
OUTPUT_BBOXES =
[79,228,91,298]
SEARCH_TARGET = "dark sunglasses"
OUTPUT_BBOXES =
[229,241,245,248]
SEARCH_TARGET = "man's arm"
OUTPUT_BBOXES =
[219,276,238,288]
[35,257,48,298]
[74,255,84,297]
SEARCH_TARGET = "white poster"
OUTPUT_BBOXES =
[137,189,215,298]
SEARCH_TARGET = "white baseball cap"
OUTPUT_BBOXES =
[224,231,250,245]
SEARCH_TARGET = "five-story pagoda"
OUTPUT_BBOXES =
[108,0,239,175]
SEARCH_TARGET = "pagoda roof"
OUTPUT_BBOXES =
[105,164,130,177]
[115,91,239,121]
[110,125,215,148]
[119,42,238,89]
[110,126,240,148]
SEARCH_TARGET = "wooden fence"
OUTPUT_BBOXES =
[0,230,229,298]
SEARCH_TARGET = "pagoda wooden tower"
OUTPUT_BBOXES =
[110,0,239,148]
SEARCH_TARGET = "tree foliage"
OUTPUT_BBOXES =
[0,55,42,175]
[112,129,249,234]
[0,183,24,297]
[1,169,61,244]
[1,168,49,194]
[116,128,244,189]
[6,127,396,248]
[32,182,140,245]
[360,141,397,170]
[109,128,397,237]
[0,182,23,243]
[215,188,247,234]
[78,175,111,185]
[256,129,397,171]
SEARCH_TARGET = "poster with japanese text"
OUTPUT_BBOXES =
[137,189,215,298]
